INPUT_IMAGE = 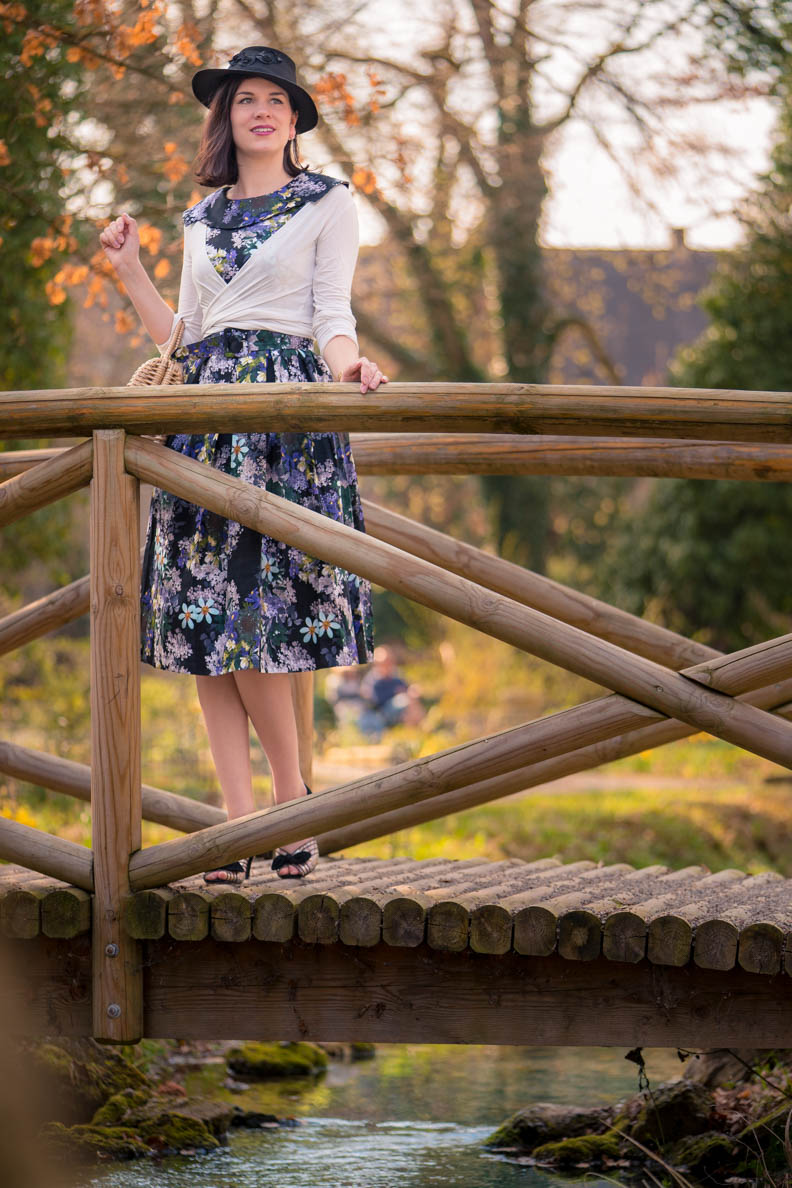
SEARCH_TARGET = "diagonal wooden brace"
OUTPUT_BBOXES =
[124,436,792,767]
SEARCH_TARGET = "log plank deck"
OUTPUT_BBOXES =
[4,856,792,1046]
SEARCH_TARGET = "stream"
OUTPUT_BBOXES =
[82,1043,683,1187]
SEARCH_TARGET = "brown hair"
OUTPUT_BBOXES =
[193,76,306,187]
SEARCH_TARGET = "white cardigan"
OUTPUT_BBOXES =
[155,182,359,356]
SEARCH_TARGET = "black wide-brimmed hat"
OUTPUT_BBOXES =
[191,46,319,133]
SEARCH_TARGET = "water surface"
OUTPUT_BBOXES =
[83,1044,682,1187]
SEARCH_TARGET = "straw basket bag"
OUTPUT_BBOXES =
[126,317,185,445]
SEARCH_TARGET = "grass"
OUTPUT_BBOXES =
[1,622,790,875]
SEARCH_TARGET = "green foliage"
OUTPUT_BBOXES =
[703,2,792,83]
[606,478,792,650]
[589,82,792,650]
[0,1,85,390]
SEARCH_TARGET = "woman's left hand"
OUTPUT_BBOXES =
[339,357,389,393]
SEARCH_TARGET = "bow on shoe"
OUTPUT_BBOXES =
[271,848,312,871]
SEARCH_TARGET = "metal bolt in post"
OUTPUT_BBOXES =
[105,943,119,957]
[106,1003,122,1019]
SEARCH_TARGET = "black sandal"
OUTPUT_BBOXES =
[203,856,253,885]
[271,786,318,878]
[271,838,319,878]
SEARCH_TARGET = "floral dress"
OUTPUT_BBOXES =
[140,174,374,676]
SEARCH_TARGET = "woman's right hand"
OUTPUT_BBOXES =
[99,212,140,273]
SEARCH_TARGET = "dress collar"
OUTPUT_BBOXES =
[183,171,346,229]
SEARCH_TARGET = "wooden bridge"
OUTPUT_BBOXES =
[2,381,792,1047]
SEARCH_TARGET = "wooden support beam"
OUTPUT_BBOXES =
[362,500,718,670]
[124,438,792,769]
[0,740,225,834]
[90,430,142,1043]
[0,439,92,528]
[127,631,792,888]
[7,936,792,1048]
[351,433,792,479]
[4,384,792,441]
[0,818,93,889]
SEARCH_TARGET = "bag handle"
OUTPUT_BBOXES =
[160,316,185,359]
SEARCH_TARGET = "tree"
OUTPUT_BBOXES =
[599,75,792,651]
[5,1,783,577]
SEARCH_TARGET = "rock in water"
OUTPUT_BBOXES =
[483,1103,614,1150]
[625,1080,714,1146]
[226,1041,329,1079]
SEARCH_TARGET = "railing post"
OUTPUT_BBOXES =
[90,429,143,1042]
[291,672,314,790]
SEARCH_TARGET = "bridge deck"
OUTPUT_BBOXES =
[4,856,792,1047]
[3,853,792,972]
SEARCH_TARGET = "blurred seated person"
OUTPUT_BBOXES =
[325,665,368,727]
[358,645,424,738]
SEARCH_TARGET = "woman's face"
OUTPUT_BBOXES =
[228,76,297,160]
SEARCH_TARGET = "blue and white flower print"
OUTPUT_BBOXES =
[140,327,373,676]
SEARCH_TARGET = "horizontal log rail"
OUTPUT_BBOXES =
[0,439,92,529]
[0,817,93,889]
[13,435,792,481]
[351,434,792,479]
[0,740,224,834]
[125,436,792,769]
[3,384,792,440]
[127,620,792,888]
[0,447,71,477]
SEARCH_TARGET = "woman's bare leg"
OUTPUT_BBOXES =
[195,673,254,820]
[233,670,312,875]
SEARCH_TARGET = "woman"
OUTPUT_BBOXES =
[99,46,387,882]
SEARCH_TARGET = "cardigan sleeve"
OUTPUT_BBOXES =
[312,185,359,355]
[155,227,202,352]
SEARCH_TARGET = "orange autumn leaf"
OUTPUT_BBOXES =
[162,154,189,184]
[175,22,202,67]
[45,279,67,305]
[0,140,9,166]
[351,166,377,195]
[30,236,55,266]
[163,141,178,155]
[137,223,162,255]
[115,309,135,333]
[20,28,59,66]
[154,257,171,278]
[117,163,129,185]
[83,274,107,309]
[56,262,89,285]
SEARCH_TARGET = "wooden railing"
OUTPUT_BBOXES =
[3,381,792,1042]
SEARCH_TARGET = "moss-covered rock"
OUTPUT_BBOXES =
[31,1039,152,1125]
[136,1111,219,1153]
[626,1080,713,1146]
[91,1088,149,1127]
[532,1131,622,1168]
[40,1121,150,1162]
[227,1041,329,1080]
[483,1102,614,1150]
[350,1042,376,1061]
[667,1130,737,1177]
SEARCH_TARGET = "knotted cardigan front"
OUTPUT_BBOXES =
[155,179,359,355]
